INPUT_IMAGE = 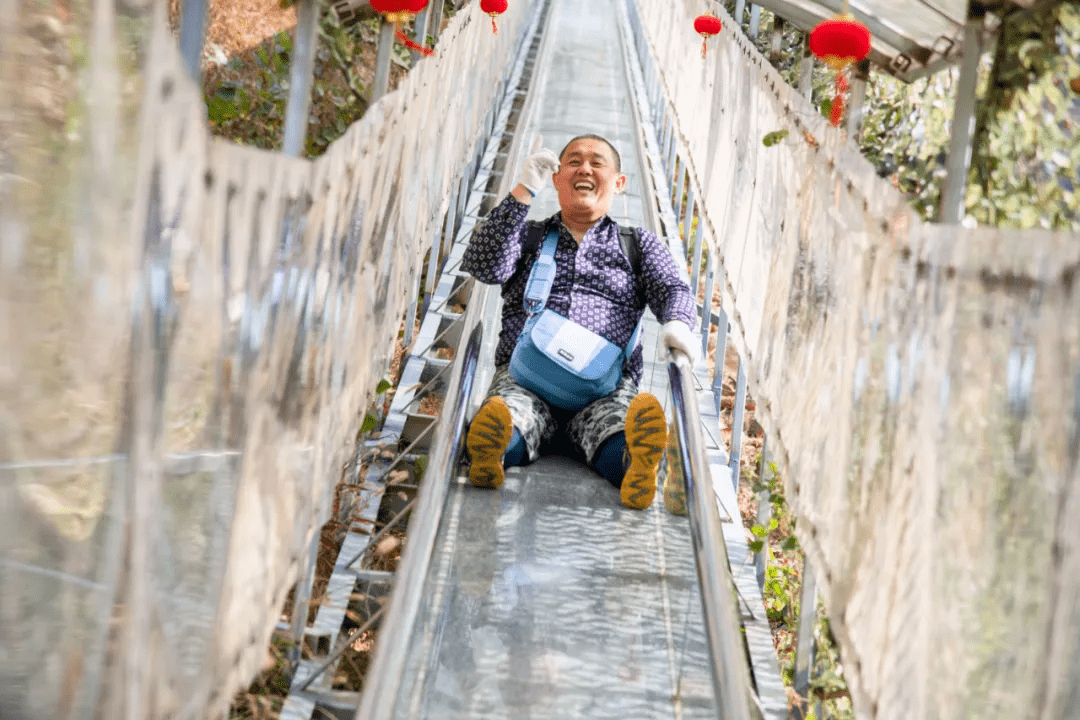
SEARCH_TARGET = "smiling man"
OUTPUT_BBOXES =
[460,135,699,510]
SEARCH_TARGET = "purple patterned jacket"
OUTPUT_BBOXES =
[461,194,696,384]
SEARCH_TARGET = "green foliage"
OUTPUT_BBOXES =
[732,0,1078,229]
[968,2,1080,229]
[762,129,789,147]
[204,8,374,157]
[751,459,853,717]
[360,410,379,433]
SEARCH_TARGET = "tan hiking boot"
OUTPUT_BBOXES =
[466,397,513,489]
[622,393,667,510]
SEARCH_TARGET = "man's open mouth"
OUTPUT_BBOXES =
[574,181,595,191]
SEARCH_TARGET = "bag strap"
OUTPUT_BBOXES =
[521,224,643,356]
[522,229,559,315]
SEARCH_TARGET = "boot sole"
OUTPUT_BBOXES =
[467,397,513,489]
[622,393,667,510]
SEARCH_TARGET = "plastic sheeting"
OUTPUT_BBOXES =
[631,0,1080,717]
[0,1,535,717]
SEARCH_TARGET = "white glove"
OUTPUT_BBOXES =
[517,135,559,196]
[661,320,701,366]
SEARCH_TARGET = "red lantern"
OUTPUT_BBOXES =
[480,0,508,34]
[371,0,434,56]
[693,14,722,58]
[808,14,870,126]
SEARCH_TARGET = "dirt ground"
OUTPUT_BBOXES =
[203,0,298,57]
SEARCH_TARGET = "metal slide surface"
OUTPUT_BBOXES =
[387,0,725,717]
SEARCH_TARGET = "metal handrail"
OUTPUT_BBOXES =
[667,351,759,720]
[354,321,483,720]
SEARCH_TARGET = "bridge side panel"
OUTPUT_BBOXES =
[630,0,1080,718]
[0,1,537,718]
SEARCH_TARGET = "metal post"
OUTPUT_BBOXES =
[664,127,678,181]
[734,0,746,28]
[282,0,320,157]
[748,4,761,40]
[754,437,770,589]
[939,8,985,224]
[421,224,444,318]
[799,35,815,100]
[402,269,422,347]
[681,184,696,250]
[729,359,747,487]
[429,0,446,41]
[371,18,396,103]
[712,306,729,414]
[689,206,705,293]
[700,255,717,340]
[411,3,431,63]
[769,16,784,65]
[179,0,208,82]
[673,163,686,214]
[846,58,871,141]
[289,533,321,665]
[443,179,460,251]
[792,558,819,720]
[659,117,671,171]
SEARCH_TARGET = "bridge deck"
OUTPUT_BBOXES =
[385,0,748,716]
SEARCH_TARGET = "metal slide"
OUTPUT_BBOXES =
[355,0,786,717]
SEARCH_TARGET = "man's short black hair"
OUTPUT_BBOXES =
[558,134,622,172]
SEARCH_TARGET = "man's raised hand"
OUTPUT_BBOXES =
[517,135,559,197]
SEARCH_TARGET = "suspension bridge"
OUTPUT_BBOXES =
[1,0,1077,719]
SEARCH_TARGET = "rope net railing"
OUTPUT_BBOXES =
[631,0,1080,717]
[0,2,535,718]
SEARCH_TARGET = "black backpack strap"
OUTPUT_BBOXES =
[524,222,640,273]
[523,223,546,256]
[618,226,641,277]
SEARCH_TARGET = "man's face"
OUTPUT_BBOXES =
[552,138,627,218]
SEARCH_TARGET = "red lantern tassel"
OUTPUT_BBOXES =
[700,37,708,58]
[395,26,434,56]
[490,15,499,34]
[830,72,849,126]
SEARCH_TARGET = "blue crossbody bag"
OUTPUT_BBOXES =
[509,228,642,411]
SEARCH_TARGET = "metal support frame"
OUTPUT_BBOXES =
[689,210,705,295]
[411,3,432,63]
[748,4,762,40]
[754,437,770,589]
[673,165,687,222]
[681,184,696,250]
[728,360,747,487]
[288,534,321,665]
[372,19,396,103]
[282,0,321,157]
[179,0,208,82]
[664,126,678,181]
[429,0,446,41]
[734,0,747,27]
[701,259,718,356]
[799,34,814,100]
[769,15,785,65]
[792,558,819,720]
[846,58,871,141]
[939,9,985,224]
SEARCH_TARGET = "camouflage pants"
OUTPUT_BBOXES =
[483,365,638,464]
